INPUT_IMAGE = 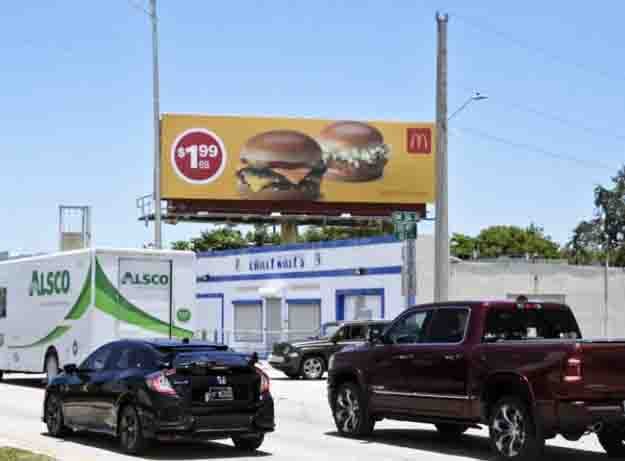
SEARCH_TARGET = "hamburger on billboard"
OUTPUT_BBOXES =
[161,114,435,214]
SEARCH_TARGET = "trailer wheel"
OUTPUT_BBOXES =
[0,370,3,382]
[45,352,59,384]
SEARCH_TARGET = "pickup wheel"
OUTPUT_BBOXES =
[488,397,544,460]
[598,426,625,458]
[301,356,325,380]
[333,382,374,438]
[435,423,469,439]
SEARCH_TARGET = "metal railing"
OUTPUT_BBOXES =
[137,194,167,226]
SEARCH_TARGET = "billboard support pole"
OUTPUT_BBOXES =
[434,13,449,302]
[151,0,163,249]
[281,222,298,244]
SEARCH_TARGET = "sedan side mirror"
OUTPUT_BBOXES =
[63,363,78,374]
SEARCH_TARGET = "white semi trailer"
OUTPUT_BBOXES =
[0,248,197,382]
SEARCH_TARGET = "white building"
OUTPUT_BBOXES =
[195,236,415,354]
[194,235,625,353]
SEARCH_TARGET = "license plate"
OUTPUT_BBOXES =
[269,354,284,363]
[205,386,233,401]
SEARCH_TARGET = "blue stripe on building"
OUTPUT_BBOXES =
[198,265,401,284]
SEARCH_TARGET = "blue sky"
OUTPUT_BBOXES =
[1,1,623,253]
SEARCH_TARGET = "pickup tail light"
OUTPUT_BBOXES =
[146,369,177,396]
[563,357,583,383]
[256,367,270,394]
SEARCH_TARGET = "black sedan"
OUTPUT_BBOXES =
[43,339,274,455]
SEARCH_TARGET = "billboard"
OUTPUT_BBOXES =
[161,114,435,216]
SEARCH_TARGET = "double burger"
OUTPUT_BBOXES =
[236,130,326,200]
[318,121,390,182]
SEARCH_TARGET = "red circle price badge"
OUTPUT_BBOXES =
[170,129,228,184]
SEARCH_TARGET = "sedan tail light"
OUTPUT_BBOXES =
[563,357,583,383]
[146,370,177,396]
[256,367,270,394]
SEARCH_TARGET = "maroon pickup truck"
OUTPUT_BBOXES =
[327,299,625,460]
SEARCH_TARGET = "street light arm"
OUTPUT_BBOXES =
[127,0,153,17]
[448,96,474,121]
[448,92,488,121]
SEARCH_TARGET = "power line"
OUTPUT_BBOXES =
[452,12,625,83]
[451,126,615,171]
[453,83,625,145]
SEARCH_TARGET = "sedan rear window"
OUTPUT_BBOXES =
[169,349,249,369]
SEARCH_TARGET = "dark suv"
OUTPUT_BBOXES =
[268,320,389,379]
[43,339,274,455]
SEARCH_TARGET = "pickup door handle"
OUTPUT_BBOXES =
[444,354,463,361]
[394,354,415,360]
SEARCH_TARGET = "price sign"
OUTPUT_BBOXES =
[171,129,228,184]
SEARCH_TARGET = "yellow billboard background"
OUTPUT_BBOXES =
[161,114,435,205]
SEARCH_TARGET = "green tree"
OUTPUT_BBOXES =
[450,233,477,260]
[568,165,625,266]
[298,225,386,243]
[171,240,191,251]
[245,224,281,247]
[565,219,603,265]
[472,224,560,259]
[170,227,248,252]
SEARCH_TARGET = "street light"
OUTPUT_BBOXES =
[448,92,488,121]
[434,83,487,303]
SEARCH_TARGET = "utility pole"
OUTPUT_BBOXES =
[151,0,163,249]
[434,13,449,302]
[604,250,609,337]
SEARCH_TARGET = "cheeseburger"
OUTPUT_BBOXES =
[318,121,390,182]
[236,130,325,200]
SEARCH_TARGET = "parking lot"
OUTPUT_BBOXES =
[0,364,611,461]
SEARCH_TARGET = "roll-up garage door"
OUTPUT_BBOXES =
[288,301,321,342]
[233,302,262,342]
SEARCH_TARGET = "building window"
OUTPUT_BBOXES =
[0,288,6,319]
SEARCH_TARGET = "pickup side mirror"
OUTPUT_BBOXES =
[367,329,384,344]
[157,360,172,370]
[63,363,78,374]
[248,352,259,366]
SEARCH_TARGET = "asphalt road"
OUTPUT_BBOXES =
[0,365,611,461]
